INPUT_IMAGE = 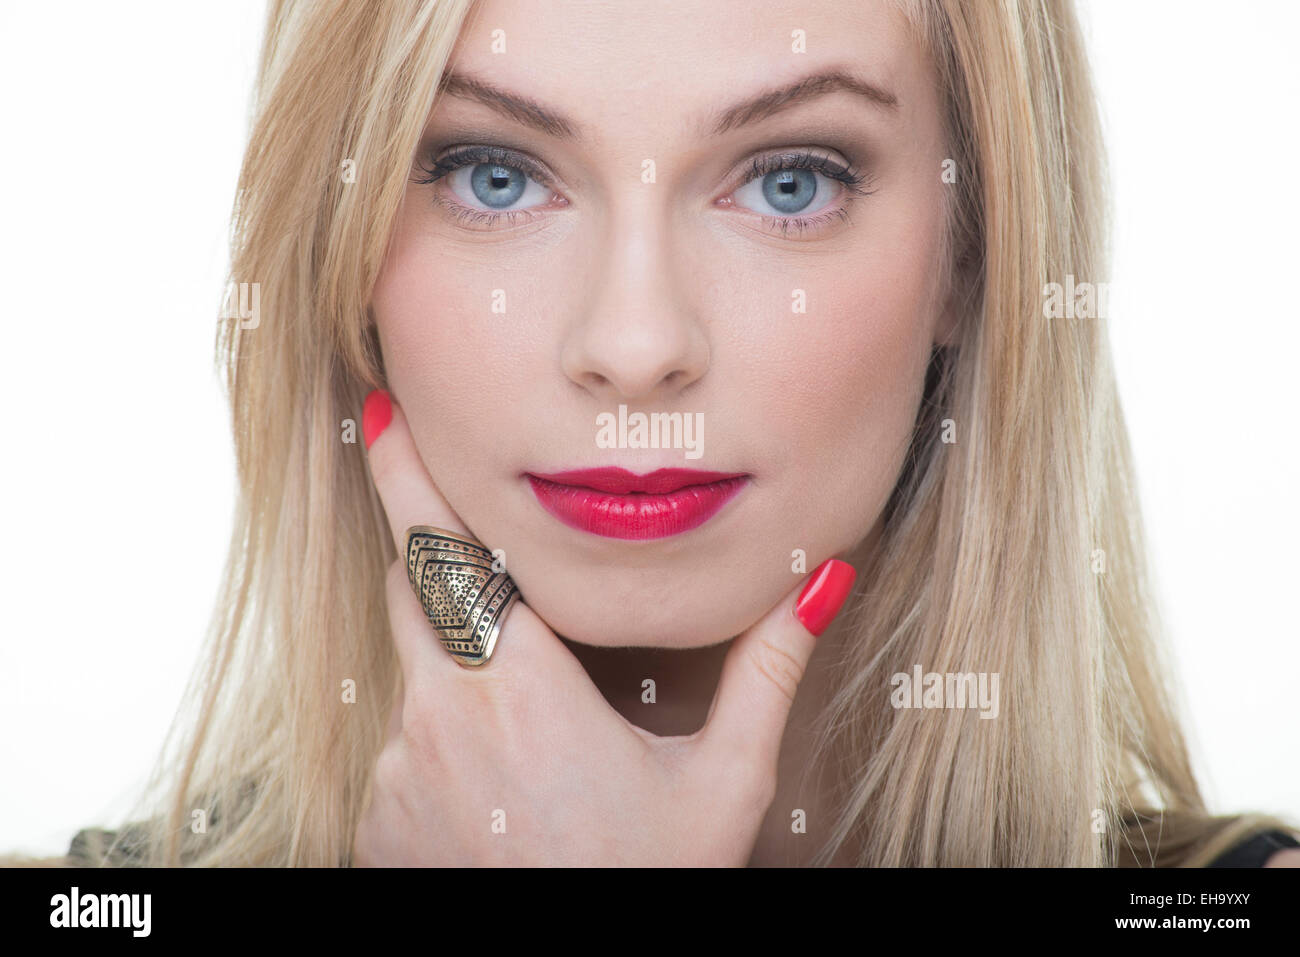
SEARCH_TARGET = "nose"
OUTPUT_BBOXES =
[559,212,710,402]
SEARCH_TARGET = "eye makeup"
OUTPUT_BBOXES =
[410,139,877,238]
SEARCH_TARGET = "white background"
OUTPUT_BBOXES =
[1,1,1296,856]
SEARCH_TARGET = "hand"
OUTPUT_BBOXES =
[350,390,855,866]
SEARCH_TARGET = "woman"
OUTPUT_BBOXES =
[18,0,1299,866]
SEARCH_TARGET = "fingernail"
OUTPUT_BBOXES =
[362,389,392,450]
[795,559,856,636]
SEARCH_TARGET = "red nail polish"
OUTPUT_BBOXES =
[362,389,392,450]
[795,559,856,636]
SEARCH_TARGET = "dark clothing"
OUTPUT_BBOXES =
[1207,828,1300,867]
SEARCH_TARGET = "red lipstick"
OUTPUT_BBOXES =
[525,467,749,539]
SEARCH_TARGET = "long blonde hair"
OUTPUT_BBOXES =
[12,0,1292,867]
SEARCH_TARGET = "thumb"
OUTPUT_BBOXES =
[696,559,857,787]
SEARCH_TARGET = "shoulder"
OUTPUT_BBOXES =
[1208,829,1300,868]
[64,775,263,867]
[66,824,151,867]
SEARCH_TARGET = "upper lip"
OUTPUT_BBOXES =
[526,467,748,495]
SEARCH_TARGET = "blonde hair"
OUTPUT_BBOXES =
[8,0,1293,867]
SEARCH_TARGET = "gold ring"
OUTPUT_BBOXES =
[403,525,521,667]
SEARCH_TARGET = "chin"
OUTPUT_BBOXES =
[548,619,739,650]
[508,559,777,649]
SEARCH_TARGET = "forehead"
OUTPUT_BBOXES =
[441,0,927,146]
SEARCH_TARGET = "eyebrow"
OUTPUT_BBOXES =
[436,68,899,142]
[708,69,900,136]
[439,71,579,139]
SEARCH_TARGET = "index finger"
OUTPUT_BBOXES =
[362,388,531,675]
[363,388,475,684]
[363,388,472,553]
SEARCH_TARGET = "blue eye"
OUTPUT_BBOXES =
[469,164,527,207]
[412,145,555,214]
[457,162,550,210]
[447,160,552,212]
[767,169,817,212]
[732,152,870,219]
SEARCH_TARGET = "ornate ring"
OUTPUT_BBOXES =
[403,525,521,667]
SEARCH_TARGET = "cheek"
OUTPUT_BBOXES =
[718,205,943,547]
[372,216,540,403]
[370,228,505,541]
[370,205,562,478]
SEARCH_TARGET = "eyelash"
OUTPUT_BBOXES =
[412,145,557,229]
[737,150,875,237]
[410,144,876,237]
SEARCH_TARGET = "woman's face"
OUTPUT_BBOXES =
[372,0,956,648]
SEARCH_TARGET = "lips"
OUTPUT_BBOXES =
[525,467,749,539]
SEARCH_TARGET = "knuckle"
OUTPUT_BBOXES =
[401,684,442,740]
[747,637,804,706]
[726,759,778,820]
[694,748,776,817]
[397,711,442,768]
[462,668,525,726]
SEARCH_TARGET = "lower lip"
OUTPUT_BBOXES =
[525,474,748,540]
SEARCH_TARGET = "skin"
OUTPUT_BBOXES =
[354,0,955,866]
[352,0,1300,869]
